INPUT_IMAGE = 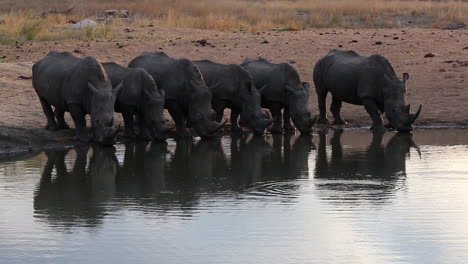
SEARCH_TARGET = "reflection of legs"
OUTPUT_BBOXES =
[330,97,346,125]
[39,97,58,130]
[330,129,343,161]
[54,109,70,129]
[269,103,283,134]
[166,101,189,138]
[283,107,295,132]
[68,104,89,142]
[363,99,385,134]
[316,90,329,124]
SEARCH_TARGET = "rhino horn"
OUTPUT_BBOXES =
[410,105,422,124]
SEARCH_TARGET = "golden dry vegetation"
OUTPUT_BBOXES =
[0,0,467,43]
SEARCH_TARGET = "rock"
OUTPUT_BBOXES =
[375,41,383,45]
[349,40,358,43]
[442,23,466,30]
[73,49,83,54]
[260,40,269,44]
[338,44,343,48]
[289,60,296,64]
[393,37,399,40]
[424,53,435,58]
[71,19,98,29]
[464,47,468,50]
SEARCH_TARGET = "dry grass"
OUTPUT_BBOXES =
[0,0,467,42]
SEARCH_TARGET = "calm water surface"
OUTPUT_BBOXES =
[1,129,468,264]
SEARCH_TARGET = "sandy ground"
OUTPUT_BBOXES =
[0,27,467,156]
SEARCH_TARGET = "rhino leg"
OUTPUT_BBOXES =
[268,103,283,134]
[362,99,385,134]
[121,109,136,138]
[330,97,347,125]
[230,110,243,132]
[213,100,227,123]
[283,107,295,133]
[68,104,90,142]
[39,97,58,130]
[54,109,70,129]
[166,101,190,138]
[316,90,329,124]
[137,113,151,140]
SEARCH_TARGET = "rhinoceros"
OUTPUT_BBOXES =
[128,52,225,139]
[102,62,168,141]
[32,51,121,145]
[241,58,316,134]
[193,60,273,135]
[313,49,421,133]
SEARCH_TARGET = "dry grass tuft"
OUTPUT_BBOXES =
[0,0,466,42]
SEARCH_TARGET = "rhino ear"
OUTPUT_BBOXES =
[208,81,220,92]
[112,81,123,97]
[285,85,295,95]
[258,84,268,94]
[88,82,98,94]
[402,73,409,84]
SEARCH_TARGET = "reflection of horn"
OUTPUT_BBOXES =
[411,141,422,159]
[411,105,422,124]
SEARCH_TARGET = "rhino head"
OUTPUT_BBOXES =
[141,73,168,141]
[285,82,317,134]
[187,77,225,139]
[238,82,273,135]
[383,73,422,133]
[89,80,121,145]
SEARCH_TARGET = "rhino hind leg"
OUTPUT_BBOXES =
[39,97,58,130]
[268,103,283,134]
[330,97,347,125]
[54,109,70,130]
[316,90,329,124]
[283,107,295,132]
[166,101,190,138]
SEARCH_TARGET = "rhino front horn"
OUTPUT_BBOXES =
[410,104,422,124]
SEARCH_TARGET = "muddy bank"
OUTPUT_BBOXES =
[0,27,466,158]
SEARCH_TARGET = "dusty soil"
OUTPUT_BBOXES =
[0,27,467,156]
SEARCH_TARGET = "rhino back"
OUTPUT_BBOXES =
[129,52,186,101]
[33,51,86,108]
[194,60,242,101]
[315,50,385,104]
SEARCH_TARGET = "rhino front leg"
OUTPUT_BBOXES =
[213,100,227,123]
[283,107,295,133]
[137,113,151,140]
[39,97,58,130]
[268,103,283,134]
[68,104,90,142]
[330,97,347,125]
[166,101,190,138]
[121,110,136,138]
[54,108,70,129]
[230,110,243,132]
[362,99,385,134]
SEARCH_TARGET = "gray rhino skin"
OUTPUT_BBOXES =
[102,62,168,141]
[128,52,224,139]
[32,51,120,145]
[313,49,421,133]
[241,58,316,134]
[193,60,273,135]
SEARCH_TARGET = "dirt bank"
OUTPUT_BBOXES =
[0,27,466,156]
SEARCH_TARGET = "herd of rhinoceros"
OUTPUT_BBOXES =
[31,49,422,145]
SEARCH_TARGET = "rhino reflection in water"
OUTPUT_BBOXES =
[33,146,119,228]
[314,129,417,203]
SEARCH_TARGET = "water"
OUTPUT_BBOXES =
[1,129,468,264]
